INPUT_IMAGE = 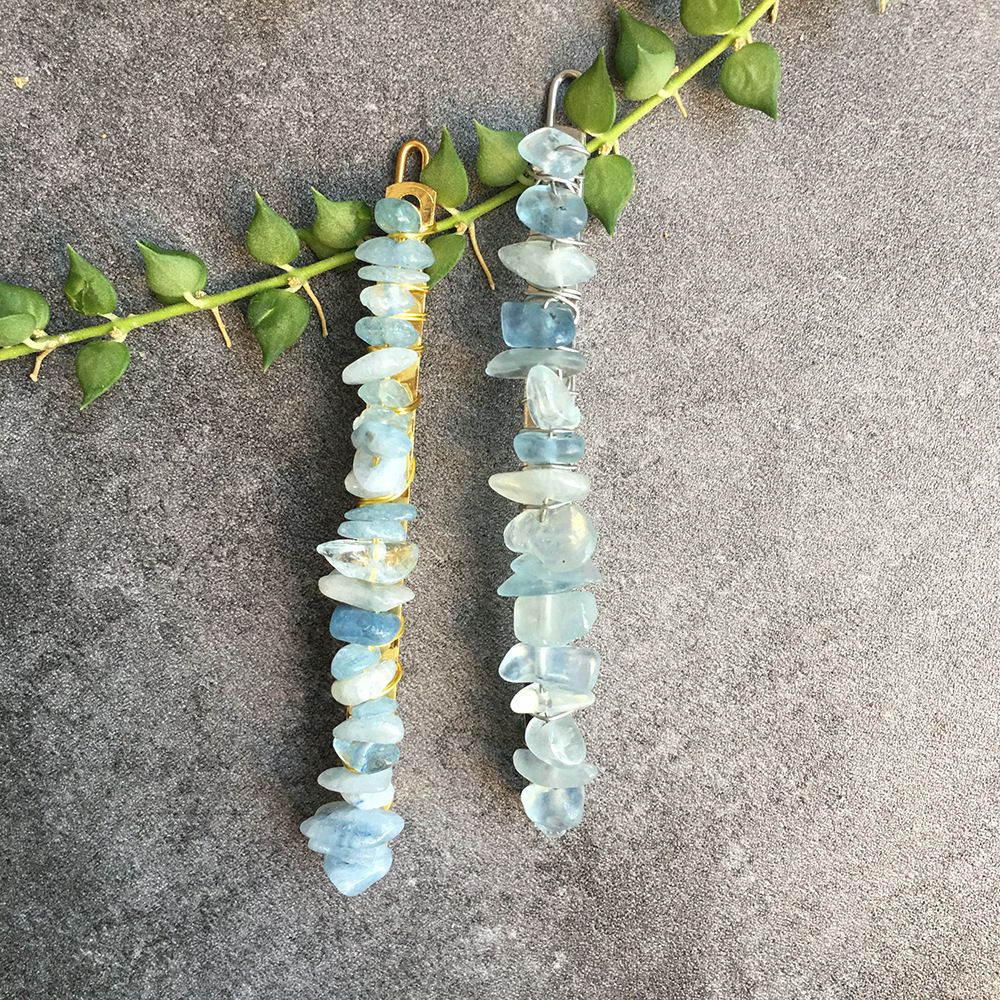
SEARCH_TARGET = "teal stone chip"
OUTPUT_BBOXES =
[337,519,408,542]
[516,184,588,238]
[497,240,596,287]
[359,282,416,317]
[358,264,428,285]
[501,301,576,348]
[355,316,421,348]
[497,554,602,597]
[356,236,435,269]
[330,643,381,679]
[345,503,417,522]
[329,606,403,645]
[513,591,598,646]
[375,197,422,234]
[518,127,589,180]
[358,378,413,408]
[514,429,585,466]
[498,643,601,693]
[513,748,599,788]
[349,695,399,718]
[334,714,404,744]
[322,845,393,896]
[351,420,413,460]
[333,737,401,772]
[486,347,587,379]
[521,784,584,838]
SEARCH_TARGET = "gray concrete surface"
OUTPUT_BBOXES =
[1,2,998,998]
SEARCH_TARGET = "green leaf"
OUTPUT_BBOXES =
[720,42,781,120]
[64,246,118,316]
[564,48,617,135]
[75,340,130,408]
[583,153,635,236]
[616,9,676,100]
[424,233,466,288]
[246,192,300,266]
[0,280,49,330]
[137,241,207,305]
[0,312,37,347]
[295,227,337,260]
[310,192,372,252]
[420,127,469,209]
[680,0,741,36]
[247,289,311,370]
[473,122,527,187]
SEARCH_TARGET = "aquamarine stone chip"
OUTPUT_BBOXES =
[342,784,395,810]
[359,283,416,317]
[356,236,435,269]
[514,430,585,466]
[510,683,595,717]
[499,644,601,693]
[342,348,418,384]
[358,378,413,408]
[334,738,400,772]
[521,784,584,838]
[330,658,398,704]
[319,572,413,612]
[351,421,413,459]
[331,643,381,679]
[525,715,586,766]
[516,184,588,238]
[518,127,589,180]
[488,468,591,505]
[329,606,403,645]
[346,502,417,522]
[317,766,393,793]
[349,696,398,718]
[486,348,586,379]
[355,316,420,348]
[317,539,419,584]
[300,800,403,850]
[358,264,429,285]
[497,555,602,597]
[513,748,599,788]
[525,365,581,429]
[351,451,408,497]
[514,591,597,646]
[334,714,404,744]
[498,240,596,288]
[501,301,576,348]
[354,404,411,433]
[337,518,408,542]
[322,845,393,896]
[375,197,422,234]
[503,503,596,570]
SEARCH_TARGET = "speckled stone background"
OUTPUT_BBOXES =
[1,2,998,998]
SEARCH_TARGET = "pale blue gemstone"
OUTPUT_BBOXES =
[323,845,393,895]
[334,738,400,772]
[334,713,404,744]
[498,241,596,288]
[346,502,417,522]
[501,301,576,348]
[356,236,434,269]
[360,283,416,317]
[513,748,598,788]
[349,696,398,718]
[337,518,408,542]
[354,404,411,433]
[516,184,588,238]
[375,197,422,234]
[319,572,413,612]
[510,683,595,717]
[503,504,596,571]
[351,421,413,460]
[342,783,395,810]
[526,364,580,429]
[521,784,584,838]
[525,715,586,766]
[329,606,402,645]
[355,316,420,348]
[488,468,591,505]
[514,592,597,646]
[517,127,589,180]
[352,450,408,496]
[317,766,393,793]
[317,539,419,584]
[514,430,585,465]
[497,555,602,597]
[358,378,412,408]
[486,348,586,379]
[330,658,398,705]
[499,643,601,693]
[299,800,403,850]
[358,264,429,285]
[331,643,381,679]
[342,348,418,384]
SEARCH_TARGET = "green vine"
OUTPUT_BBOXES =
[0,0,833,405]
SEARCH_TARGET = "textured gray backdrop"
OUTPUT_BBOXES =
[1,2,998,998]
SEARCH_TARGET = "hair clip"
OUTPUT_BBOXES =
[300,141,436,895]
[488,73,602,836]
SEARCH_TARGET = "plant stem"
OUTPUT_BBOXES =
[0,0,777,366]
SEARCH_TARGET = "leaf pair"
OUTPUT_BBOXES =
[0,281,49,347]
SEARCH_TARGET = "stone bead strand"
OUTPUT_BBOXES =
[488,127,602,837]
[300,197,432,895]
